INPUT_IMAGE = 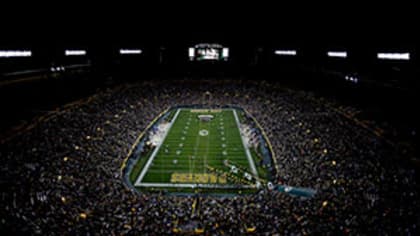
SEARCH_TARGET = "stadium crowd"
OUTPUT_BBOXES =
[0,79,418,235]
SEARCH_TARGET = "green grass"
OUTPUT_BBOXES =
[136,186,256,195]
[130,108,270,193]
[129,148,155,183]
[250,148,269,180]
[142,109,250,183]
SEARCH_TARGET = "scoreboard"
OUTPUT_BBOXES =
[189,43,229,61]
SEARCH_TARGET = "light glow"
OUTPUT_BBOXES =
[119,49,142,54]
[327,51,347,58]
[189,48,195,58]
[0,50,32,58]
[274,50,297,56]
[65,50,86,56]
[377,52,410,60]
[222,48,229,58]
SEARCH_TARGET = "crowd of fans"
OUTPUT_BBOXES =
[0,79,418,235]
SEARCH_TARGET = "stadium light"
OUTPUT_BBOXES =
[327,51,347,58]
[188,48,195,57]
[119,49,142,55]
[65,50,86,56]
[274,50,297,56]
[377,52,410,60]
[0,50,32,58]
[222,48,229,58]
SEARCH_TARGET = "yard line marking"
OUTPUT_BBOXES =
[202,113,212,175]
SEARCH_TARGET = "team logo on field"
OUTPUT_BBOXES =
[199,129,209,136]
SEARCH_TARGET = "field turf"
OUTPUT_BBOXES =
[133,108,258,189]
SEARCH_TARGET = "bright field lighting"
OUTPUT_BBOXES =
[119,49,142,55]
[327,51,347,58]
[222,48,229,57]
[377,53,410,60]
[65,50,86,56]
[0,50,32,58]
[189,48,195,57]
[274,50,297,56]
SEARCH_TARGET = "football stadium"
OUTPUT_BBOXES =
[128,107,275,194]
[1,12,420,235]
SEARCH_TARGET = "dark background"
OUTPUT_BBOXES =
[0,7,419,150]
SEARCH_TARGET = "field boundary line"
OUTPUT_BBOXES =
[232,109,258,177]
[136,182,255,189]
[135,109,181,185]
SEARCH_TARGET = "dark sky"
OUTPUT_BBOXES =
[0,5,418,50]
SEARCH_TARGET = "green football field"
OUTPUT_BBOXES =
[133,108,259,189]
